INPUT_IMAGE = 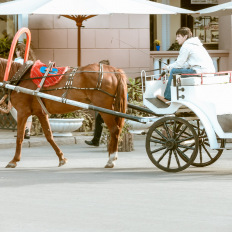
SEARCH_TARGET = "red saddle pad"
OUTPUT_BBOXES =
[30,60,68,88]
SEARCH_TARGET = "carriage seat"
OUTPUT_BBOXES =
[176,74,231,86]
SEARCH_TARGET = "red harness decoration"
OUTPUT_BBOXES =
[30,60,68,88]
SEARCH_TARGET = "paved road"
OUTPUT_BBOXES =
[0,136,232,232]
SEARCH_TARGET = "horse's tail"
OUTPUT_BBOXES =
[114,69,127,129]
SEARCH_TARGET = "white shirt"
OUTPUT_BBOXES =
[167,37,215,74]
[14,57,24,64]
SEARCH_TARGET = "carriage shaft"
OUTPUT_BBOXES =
[0,82,157,123]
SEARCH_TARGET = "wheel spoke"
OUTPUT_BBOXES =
[202,143,213,159]
[173,120,177,138]
[151,146,166,153]
[175,122,183,133]
[203,140,210,147]
[157,148,169,163]
[167,150,172,168]
[154,128,168,140]
[178,144,195,150]
[181,130,192,138]
[201,128,206,136]
[199,144,203,163]
[150,138,166,144]
[174,150,181,168]
[177,135,195,143]
[175,125,188,140]
[181,142,195,153]
[151,135,165,141]
[176,148,189,162]
[197,120,200,135]
[163,122,171,138]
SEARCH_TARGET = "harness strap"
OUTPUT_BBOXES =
[41,87,116,98]
[36,97,51,116]
[96,63,104,89]
[35,61,55,116]
[10,60,34,85]
[36,61,55,91]
[61,67,78,100]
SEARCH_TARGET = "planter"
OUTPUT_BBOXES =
[118,132,134,152]
[156,45,160,51]
[106,132,134,152]
[126,120,153,134]
[49,118,84,137]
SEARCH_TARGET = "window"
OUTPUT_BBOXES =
[193,16,219,44]
[0,0,17,40]
[181,0,218,49]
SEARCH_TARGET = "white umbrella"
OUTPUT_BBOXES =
[0,0,194,15]
[193,2,232,17]
[0,0,194,65]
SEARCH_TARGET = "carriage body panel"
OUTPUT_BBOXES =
[175,75,232,139]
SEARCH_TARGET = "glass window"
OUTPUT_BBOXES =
[0,0,17,39]
[193,16,219,45]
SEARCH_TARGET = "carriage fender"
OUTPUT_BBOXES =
[172,100,219,149]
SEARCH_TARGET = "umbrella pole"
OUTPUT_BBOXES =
[77,23,81,67]
[61,15,97,67]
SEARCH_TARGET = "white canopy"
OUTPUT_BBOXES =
[193,2,232,17]
[0,0,194,15]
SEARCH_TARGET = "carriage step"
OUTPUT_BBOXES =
[224,145,232,150]
[156,95,170,105]
[218,144,232,150]
[145,97,169,108]
[175,111,196,117]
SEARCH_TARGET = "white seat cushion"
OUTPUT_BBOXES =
[179,75,231,86]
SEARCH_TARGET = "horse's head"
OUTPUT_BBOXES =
[0,57,22,82]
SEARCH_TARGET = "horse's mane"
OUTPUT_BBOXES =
[0,58,22,81]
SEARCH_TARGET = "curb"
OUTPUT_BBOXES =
[0,132,92,149]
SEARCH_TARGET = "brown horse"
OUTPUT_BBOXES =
[0,58,127,168]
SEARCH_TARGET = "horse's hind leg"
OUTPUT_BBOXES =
[101,115,121,168]
[37,113,67,167]
[6,114,28,168]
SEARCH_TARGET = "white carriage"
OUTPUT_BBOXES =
[141,70,232,172]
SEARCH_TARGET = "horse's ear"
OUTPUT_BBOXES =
[99,60,110,65]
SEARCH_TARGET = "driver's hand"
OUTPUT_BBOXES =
[162,65,168,70]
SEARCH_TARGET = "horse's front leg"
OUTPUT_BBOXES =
[37,113,67,167]
[6,114,28,168]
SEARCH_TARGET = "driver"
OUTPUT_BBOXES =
[159,27,215,102]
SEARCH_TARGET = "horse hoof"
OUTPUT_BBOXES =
[58,158,68,167]
[5,163,17,168]
[104,163,115,168]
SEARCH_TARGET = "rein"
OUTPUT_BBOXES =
[21,68,159,80]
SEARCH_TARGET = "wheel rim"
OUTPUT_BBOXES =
[146,117,198,172]
[191,120,224,167]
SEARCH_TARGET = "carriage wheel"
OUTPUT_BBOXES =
[146,117,198,172]
[190,120,224,167]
